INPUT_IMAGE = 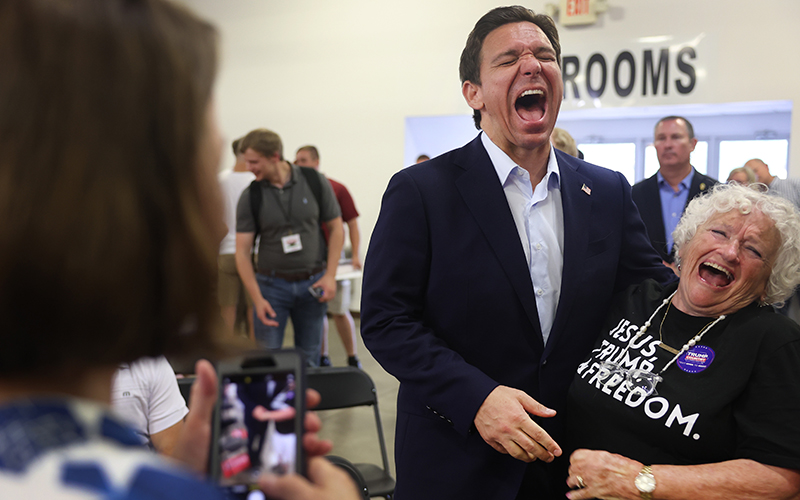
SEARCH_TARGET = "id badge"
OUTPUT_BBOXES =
[281,233,303,254]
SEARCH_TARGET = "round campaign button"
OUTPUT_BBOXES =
[677,345,715,373]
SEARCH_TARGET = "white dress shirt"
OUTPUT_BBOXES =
[481,132,564,345]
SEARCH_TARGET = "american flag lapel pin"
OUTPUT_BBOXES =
[581,184,591,196]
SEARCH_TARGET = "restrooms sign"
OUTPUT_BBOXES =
[559,33,713,110]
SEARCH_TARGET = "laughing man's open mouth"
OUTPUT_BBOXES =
[515,89,545,121]
[699,262,733,287]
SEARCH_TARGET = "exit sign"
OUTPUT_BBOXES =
[560,0,597,26]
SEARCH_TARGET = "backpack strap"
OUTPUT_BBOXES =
[298,166,329,252]
[248,180,262,240]
[299,166,323,211]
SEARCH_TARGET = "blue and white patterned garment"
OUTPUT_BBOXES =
[0,398,226,499]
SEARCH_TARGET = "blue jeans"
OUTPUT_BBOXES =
[254,271,326,367]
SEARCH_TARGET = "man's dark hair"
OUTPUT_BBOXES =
[459,6,561,130]
[655,116,695,139]
[232,137,243,155]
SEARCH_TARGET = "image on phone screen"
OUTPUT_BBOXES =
[217,371,298,486]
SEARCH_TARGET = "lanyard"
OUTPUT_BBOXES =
[270,183,295,230]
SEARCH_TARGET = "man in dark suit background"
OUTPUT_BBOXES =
[360,6,673,500]
[632,116,717,265]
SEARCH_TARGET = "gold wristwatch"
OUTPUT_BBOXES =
[634,465,656,500]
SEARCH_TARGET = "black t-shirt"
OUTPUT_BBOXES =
[566,279,800,469]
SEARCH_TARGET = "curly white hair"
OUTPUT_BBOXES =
[673,182,800,306]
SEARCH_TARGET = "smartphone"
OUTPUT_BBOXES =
[210,349,306,498]
[308,286,324,299]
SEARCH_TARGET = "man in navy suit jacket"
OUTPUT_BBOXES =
[631,116,717,264]
[361,7,672,499]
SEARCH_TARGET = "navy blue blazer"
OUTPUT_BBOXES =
[631,169,717,262]
[361,135,672,499]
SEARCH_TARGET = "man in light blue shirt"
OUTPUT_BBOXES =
[658,167,692,253]
[632,116,717,264]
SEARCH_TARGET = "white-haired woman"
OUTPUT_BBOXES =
[564,183,800,500]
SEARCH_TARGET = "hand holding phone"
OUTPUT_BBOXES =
[308,286,324,299]
[210,350,306,498]
[259,456,363,500]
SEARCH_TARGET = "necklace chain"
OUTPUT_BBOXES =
[657,299,720,356]
[611,290,727,377]
[657,300,680,354]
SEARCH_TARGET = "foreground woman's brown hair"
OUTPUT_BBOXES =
[0,0,221,376]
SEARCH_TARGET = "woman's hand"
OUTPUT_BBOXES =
[566,449,642,500]
[171,359,218,474]
[258,456,361,500]
[299,389,334,458]
[568,452,800,500]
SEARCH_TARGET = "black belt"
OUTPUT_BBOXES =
[259,266,324,282]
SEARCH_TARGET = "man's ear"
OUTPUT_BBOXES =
[462,80,484,111]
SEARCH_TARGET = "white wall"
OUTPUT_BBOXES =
[185,0,800,255]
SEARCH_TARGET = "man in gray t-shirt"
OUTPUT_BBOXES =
[235,128,343,365]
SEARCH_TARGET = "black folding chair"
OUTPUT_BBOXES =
[307,367,395,499]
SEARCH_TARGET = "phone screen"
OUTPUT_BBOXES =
[217,370,299,488]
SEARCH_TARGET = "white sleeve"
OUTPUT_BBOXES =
[111,364,150,443]
[141,356,189,435]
